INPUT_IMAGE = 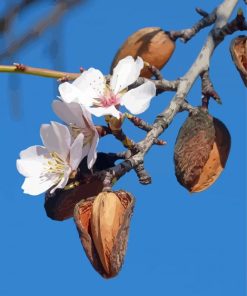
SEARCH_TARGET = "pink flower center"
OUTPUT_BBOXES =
[100,93,120,107]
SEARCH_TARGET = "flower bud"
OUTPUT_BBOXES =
[230,35,247,86]
[111,27,175,78]
[74,190,135,278]
[174,108,231,192]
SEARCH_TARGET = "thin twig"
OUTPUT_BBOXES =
[0,0,85,61]
[168,8,217,42]
[200,70,222,104]
[0,64,80,80]
[90,0,240,188]
[0,0,38,33]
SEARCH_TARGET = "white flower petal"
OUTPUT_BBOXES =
[69,133,85,170]
[88,106,121,119]
[17,146,50,177]
[50,168,71,194]
[20,145,48,159]
[52,100,85,127]
[59,82,96,107]
[73,68,106,98]
[121,81,156,114]
[40,121,71,161]
[17,159,44,178]
[81,105,96,131]
[110,56,144,94]
[87,133,99,169]
[21,176,58,196]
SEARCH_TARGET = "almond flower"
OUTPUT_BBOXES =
[16,122,85,196]
[52,100,99,169]
[58,56,156,119]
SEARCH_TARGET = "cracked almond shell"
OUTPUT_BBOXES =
[111,27,175,78]
[74,190,135,278]
[174,108,231,192]
[230,35,247,86]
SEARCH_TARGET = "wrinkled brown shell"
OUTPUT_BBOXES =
[174,109,231,192]
[74,190,135,279]
[230,35,247,86]
[111,27,175,78]
[44,178,104,221]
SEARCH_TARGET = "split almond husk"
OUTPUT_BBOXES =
[74,190,135,278]
[111,27,175,78]
[174,108,231,193]
[230,35,247,86]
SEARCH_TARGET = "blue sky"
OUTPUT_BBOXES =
[0,1,246,295]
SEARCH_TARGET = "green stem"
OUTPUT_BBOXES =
[0,64,80,80]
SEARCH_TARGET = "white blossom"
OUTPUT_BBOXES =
[17,122,85,196]
[52,100,99,169]
[58,56,156,119]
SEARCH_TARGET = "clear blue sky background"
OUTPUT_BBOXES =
[0,1,246,295]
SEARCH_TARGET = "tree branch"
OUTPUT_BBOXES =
[0,0,39,33]
[168,7,217,42]
[90,0,241,189]
[0,0,86,61]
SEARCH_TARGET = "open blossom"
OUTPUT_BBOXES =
[58,56,156,119]
[52,100,99,169]
[16,122,85,196]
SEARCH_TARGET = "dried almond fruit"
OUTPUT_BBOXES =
[230,35,247,86]
[74,190,135,278]
[111,27,175,78]
[73,196,106,276]
[174,108,231,193]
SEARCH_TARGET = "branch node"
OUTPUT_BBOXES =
[125,113,166,145]
[57,75,70,83]
[144,61,163,80]
[200,70,222,105]
[134,162,152,185]
[180,101,198,114]
[13,63,26,71]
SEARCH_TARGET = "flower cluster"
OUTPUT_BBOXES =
[17,56,156,195]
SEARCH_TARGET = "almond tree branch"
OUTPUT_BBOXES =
[168,7,217,42]
[0,64,80,80]
[92,0,242,189]
[0,1,244,190]
[200,70,222,105]
[0,0,39,33]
